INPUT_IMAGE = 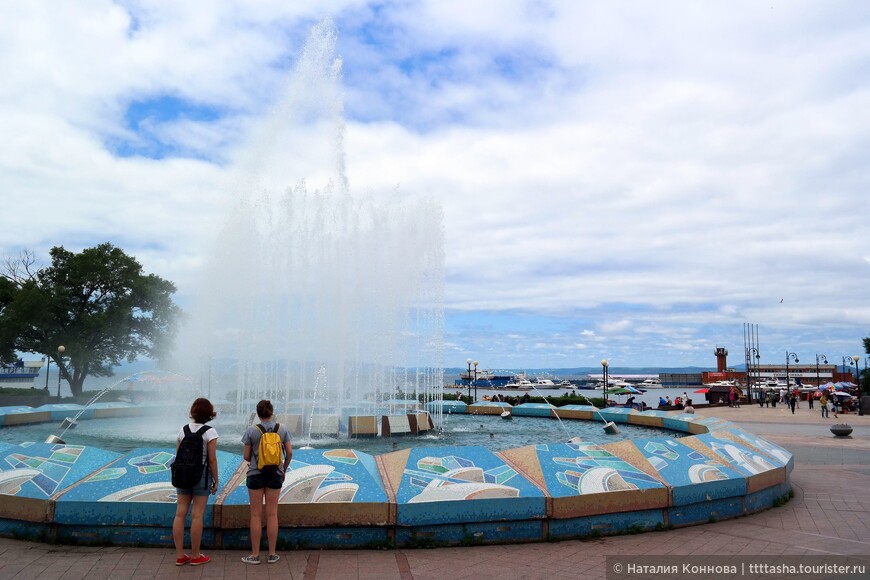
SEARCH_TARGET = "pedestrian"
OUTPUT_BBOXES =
[172,398,219,567]
[788,392,796,414]
[820,393,829,418]
[241,399,293,565]
[764,391,771,408]
[807,392,814,410]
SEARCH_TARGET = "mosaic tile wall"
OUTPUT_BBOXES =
[0,403,792,548]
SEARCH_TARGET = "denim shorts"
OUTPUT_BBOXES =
[246,470,284,490]
[175,470,211,497]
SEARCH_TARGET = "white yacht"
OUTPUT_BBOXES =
[506,379,535,391]
[639,378,662,388]
[533,377,556,387]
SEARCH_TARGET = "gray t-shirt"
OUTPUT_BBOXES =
[241,420,291,475]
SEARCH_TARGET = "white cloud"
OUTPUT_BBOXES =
[2,1,868,368]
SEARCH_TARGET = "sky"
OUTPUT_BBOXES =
[2,1,869,371]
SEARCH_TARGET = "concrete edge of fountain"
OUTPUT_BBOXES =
[0,402,793,549]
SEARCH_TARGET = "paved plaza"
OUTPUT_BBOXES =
[0,404,867,579]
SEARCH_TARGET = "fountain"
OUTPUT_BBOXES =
[0,19,795,550]
[177,18,444,435]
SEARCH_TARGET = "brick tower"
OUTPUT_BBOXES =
[715,347,728,372]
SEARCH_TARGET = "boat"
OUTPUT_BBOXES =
[505,379,535,391]
[0,359,44,389]
[703,380,740,388]
[533,378,556,387]
[639,378,662,388]
[591,378,632,391]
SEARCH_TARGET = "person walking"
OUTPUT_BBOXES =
[807,392,814,410]
[241,399,293,565]
[172,398,219,567]
[788,391,797,414]
[820,393,829,418]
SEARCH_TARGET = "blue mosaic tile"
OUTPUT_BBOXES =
[223,448,388,507]
[221,526,390,549]
[745,481,792,513]
[662,414,699,432]
[395,519,543,546]
[668,496,744,526]
[597,408,638,424]
[692,433,784,476]
[631,438,746,505]
[0,443,120,499]
[548,509,664,539]
[396,446,545,526]
[535,442,664,497]
[426,400,467,414]
[719,427,794,472]
[54,448,241,526]
[56,524,213,548]
[512,403,555,417]
[0,517,50,542]
[32,404,89,422]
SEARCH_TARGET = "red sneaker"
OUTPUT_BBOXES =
[190,554,210,566]
[175,555,191,566]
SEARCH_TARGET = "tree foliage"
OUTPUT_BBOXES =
[0,244,182,396]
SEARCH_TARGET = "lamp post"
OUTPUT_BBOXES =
[56,345,65,398]
[466,359,472,403]
[472,361,479,403]
[601,359,609,407]
[44,356,51,391]
[747,347,760,403]
[852,355,862,416]
[815,354,828,390]
[785,351,798,393]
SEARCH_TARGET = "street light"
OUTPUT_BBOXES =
[44,356,51,391]
[56,345,65,398]
[601,359,609,407]
[852,355,862,416]
[466,359,472,403]
[472,360,479,403]
[815,354,828,390]
[785,352,798,393]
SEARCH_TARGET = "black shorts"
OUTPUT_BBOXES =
[246,471,284,490]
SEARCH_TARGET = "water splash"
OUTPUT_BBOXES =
[178,19,444,430]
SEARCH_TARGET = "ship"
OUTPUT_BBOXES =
[454,370,518,389]
[0,359,44,389]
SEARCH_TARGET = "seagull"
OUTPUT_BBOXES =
[780,299,783,303]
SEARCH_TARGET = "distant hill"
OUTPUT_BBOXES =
[444,366,714,378]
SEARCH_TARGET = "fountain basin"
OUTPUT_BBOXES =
[0,402,793,549]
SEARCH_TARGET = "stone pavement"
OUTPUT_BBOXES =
[0,407,867,579]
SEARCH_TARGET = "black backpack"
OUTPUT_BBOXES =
[171,424,212,489]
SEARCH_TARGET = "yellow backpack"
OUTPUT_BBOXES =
[256,424,283,472]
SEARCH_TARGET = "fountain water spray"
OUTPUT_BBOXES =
[569,390,620,436]
[179,19,445,435]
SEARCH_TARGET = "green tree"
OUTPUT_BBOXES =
[0,244,182,397]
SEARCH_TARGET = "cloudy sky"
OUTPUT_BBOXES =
[2,1,868,371]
